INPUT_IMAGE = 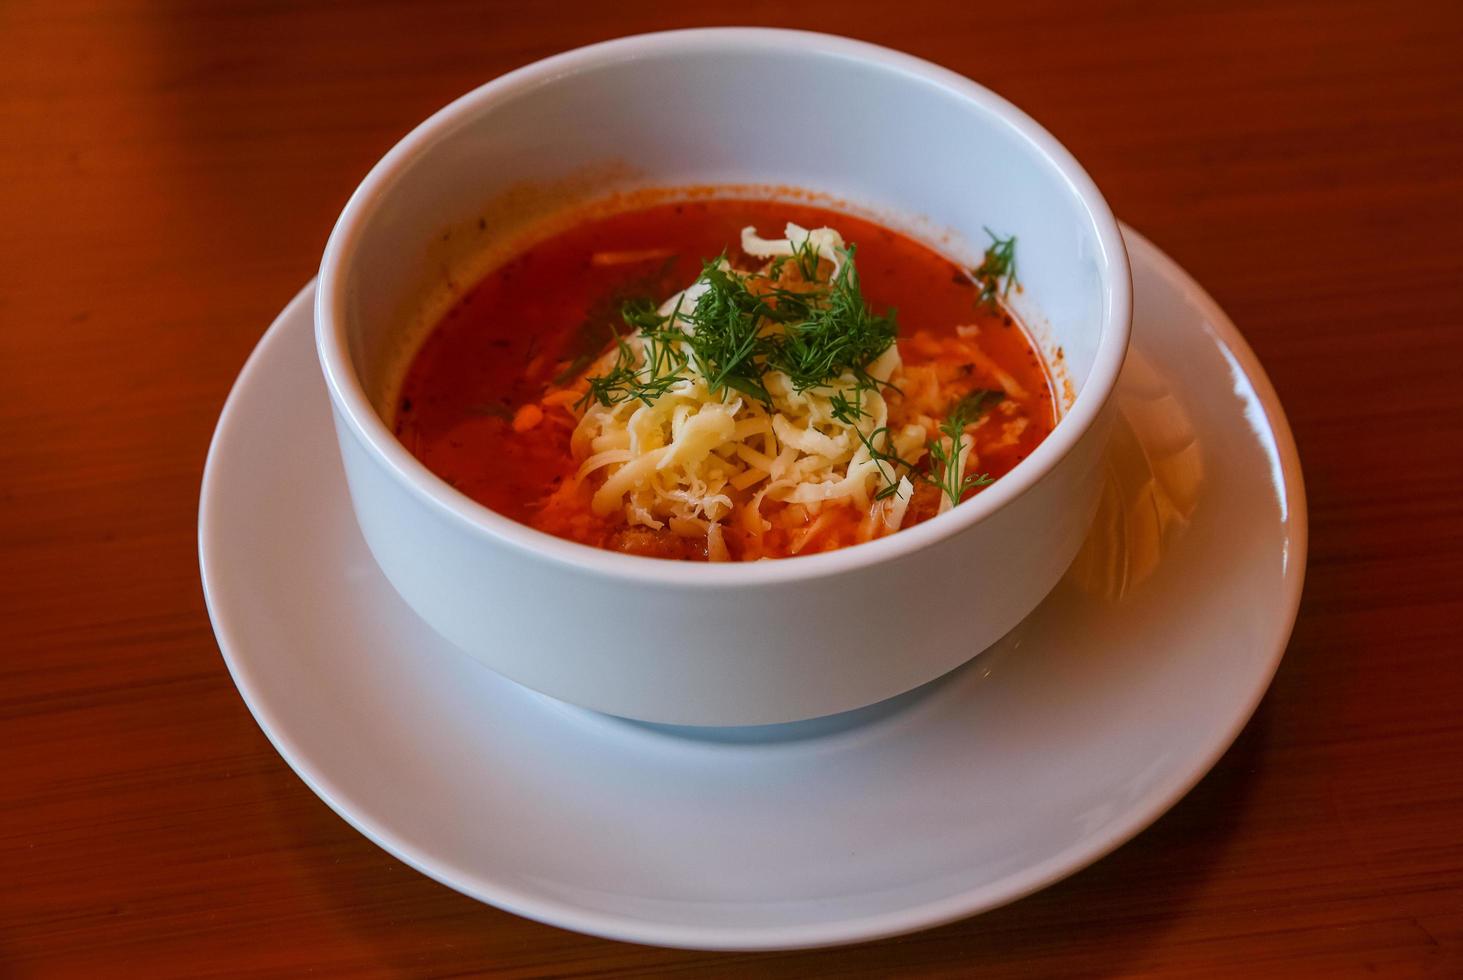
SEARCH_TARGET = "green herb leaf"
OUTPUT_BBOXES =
[554,255,679,383]
[582,243,899,410]
[828,388,915,500]
[790,230,822,281]
[577,322,688,410]
[945,388,1005,430]
[971,228,1018,309]
[924,388,1004,507]
[766,245,898,394]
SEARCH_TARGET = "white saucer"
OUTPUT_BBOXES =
[199,226,1306,951]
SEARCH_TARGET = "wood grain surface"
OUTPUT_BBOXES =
[3,1,1461,976]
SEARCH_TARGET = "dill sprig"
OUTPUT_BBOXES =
[768,246,898,394]
[971,228,1018,308]
[673,259,781,403]
[790,232,822,281]
[925,389,1003,507]
[828,388,916,501]
[554,255,679,384]
[578,327,687,409]
[579,295,691,410]
[582,243,898,409]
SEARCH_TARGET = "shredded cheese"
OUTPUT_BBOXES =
[568,224,928,551]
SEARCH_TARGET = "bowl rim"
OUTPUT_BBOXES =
[315,27,1132,588]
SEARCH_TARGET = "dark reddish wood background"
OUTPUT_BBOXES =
[3,1,1461,976]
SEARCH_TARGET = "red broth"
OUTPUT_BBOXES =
[394,198,1056,560]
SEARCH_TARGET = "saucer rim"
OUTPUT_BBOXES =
[198,223,1307,950]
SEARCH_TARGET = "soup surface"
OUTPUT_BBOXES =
[395,198,1056,561]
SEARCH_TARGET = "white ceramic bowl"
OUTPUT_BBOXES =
[316,28,1131,726]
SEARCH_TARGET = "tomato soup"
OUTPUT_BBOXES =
[394,198,1057,561]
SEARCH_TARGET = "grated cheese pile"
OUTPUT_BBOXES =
[565,224,930,559]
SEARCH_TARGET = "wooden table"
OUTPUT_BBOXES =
[4,2,1461,975]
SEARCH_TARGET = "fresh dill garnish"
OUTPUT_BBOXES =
[554,255,679,383]
[767,245,898,394]
[947,387,1005,425]
[620,296,667,332]
[582,244,898,409]
[790,231,822,281]
[828,388,915,500]
[971,228,1018,309]
[578,314,688,410]
[674,258,779,403]
[925,388,1003,507]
